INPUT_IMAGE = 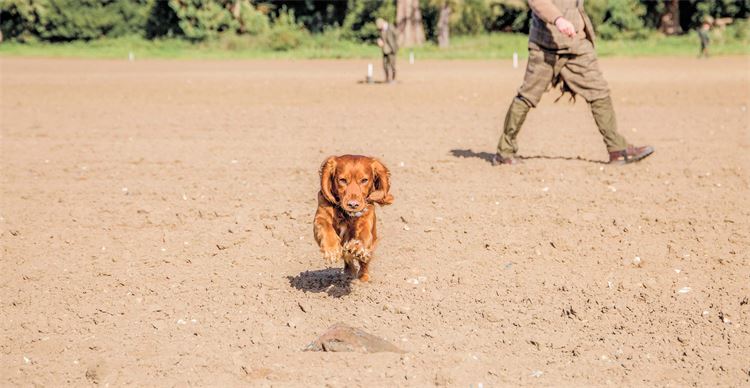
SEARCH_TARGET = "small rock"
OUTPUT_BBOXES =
[305,323,404,353]
[678,287,692,294]
[530,370,543,378]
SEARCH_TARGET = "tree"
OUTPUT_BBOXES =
[437,1,451,47]
[659,0,682,35]
[396,0,426,47]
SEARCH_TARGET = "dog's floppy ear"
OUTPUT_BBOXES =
[319,156,338,204]
[368,158,393,206]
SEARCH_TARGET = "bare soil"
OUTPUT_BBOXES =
[1,56,749,386]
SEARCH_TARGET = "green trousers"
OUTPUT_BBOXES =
[383,54,396,82]
[496,41,629,158]
[496,96,628,157]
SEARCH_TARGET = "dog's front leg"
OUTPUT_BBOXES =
[314,206,341,265]
[343,211,376,281]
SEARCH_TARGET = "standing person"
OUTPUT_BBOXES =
[697,20,711,58]
[493,0,654,165]
[376,18,399,83]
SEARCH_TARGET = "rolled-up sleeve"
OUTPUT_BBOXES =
[528,0,563,24]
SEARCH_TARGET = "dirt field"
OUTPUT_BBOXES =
[1,56,749,386]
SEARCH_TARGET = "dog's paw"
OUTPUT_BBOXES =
[343,239,371,262]
[321,245,342,265]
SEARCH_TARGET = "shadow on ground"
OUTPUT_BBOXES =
[287,267,352,298]
[356,80,399,85]
[449,149,605,165]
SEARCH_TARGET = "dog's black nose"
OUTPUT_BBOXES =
[347,200,359,209]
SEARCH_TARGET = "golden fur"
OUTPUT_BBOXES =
[313,155,393,282]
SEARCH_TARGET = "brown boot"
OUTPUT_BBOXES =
[608,145,654,165]
[492,153,522,166]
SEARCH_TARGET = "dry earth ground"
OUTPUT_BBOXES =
[1,56,749,386]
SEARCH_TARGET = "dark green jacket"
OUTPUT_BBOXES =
[528,0,596,51]
[381,26,398,56]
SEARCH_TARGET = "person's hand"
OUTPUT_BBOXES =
[377,38,384,47]
[554,17,576,37]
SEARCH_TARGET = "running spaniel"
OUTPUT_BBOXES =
[313,155,393,282]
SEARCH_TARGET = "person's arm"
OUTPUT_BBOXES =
[528,0,563,24]
[528,0,576,37]
[386,29,398,53]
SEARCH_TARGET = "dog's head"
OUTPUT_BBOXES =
[320,155,393,213]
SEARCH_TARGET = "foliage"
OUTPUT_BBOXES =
[265,0,346,33]
[1,0,749,44]
[341,0,396,42]
[0,0,151,42]
[265,8,309,51]
[690,0,750,25]
[588,0,648,40]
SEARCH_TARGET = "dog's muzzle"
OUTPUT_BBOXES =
[345,207,368,218]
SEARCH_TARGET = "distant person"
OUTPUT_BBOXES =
[493,0,654,165]
[698,21,711,58]
[376,18,398,83]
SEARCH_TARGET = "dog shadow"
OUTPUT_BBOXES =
[287,267,353,298]
[449,149,605,165]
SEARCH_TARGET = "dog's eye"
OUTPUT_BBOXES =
[361,178,369,184]
[338,178,347,185]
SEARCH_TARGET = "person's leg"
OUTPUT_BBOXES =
[561,41,653,164]
[589,96,628,152]
[496,97,532,160]
[495,44,554,163]
[382,55,390,82]
[389,55,397,82]
[559,41,627,152]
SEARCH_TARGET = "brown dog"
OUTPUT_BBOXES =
[313,155,393,282]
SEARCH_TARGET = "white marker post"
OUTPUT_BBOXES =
[367,63,373,83]
[512,51,518,69]
[409,50,415,65]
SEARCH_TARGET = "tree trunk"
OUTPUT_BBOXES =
[396,0,426,47]
[231,0,242,19]
[659,0,682,35]
[438,4,451,48]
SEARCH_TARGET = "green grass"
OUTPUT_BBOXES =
[0,32,747,60]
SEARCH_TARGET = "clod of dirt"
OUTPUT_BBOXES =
[305,323,404,353]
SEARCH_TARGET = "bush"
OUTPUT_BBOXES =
[341,0,395,42]
[486,0,529,33]
[452,0,490,35]
[1,0,152,42]
[145,0,268,41]
[266,8,308,51]
[587,0,648,40]
[237,1,269,35]
[726,18,750,40]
